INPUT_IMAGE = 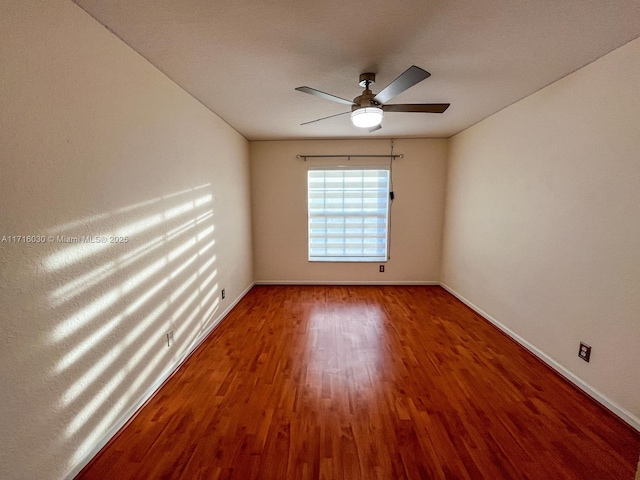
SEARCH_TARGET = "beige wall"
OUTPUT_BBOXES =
[1,3,638,479]
[442,38,640,426]
[0,1,253,479]
[250,139,447,284]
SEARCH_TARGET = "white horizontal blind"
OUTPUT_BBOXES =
[308,169,390,262]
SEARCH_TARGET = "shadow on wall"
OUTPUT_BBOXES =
[4,183,223,477]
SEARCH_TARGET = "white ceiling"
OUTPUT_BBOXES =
[74,0,640,141]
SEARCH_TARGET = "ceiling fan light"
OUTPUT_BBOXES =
[351,107,383,128]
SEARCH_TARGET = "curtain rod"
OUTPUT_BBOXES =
[296,154,403,161]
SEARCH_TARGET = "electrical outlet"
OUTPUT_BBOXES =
[221,288,225,299]
[379,265,385,273]
[166,330,174,347]
[578,342,591,362]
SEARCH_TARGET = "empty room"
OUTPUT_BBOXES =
[1,0,639,479]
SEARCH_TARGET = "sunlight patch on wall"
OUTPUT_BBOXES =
[172,273,218,323]
[57,225,217,384]
[46,185,212,235]
[176,295,221,357]
[41,184,224,468]
[50,212,214,307]
[45,193,213,271]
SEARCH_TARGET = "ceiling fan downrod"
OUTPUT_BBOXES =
[353,73,380,110]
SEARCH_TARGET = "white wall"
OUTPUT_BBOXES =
[0,1,253,479]
[442,38,640,427]
[250,139,447,284]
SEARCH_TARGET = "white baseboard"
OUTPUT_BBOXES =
[254,280,440,286]
[440,283,640,432]
[63,282,255,480]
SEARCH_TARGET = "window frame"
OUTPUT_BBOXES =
[307,166,391,263]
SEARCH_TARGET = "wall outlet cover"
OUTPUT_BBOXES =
[578,342,591,362]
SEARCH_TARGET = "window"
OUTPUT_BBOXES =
[308,168,390,262]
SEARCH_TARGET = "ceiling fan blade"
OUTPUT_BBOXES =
[300,111,350,125]
[368,124,382,133]
[373,66,431,105]
[382,103,450,113]
[295,86,356,106]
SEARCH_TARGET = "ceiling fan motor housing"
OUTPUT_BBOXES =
[352,91,380,111]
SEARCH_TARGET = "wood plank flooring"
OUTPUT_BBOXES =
[76,286,640,479]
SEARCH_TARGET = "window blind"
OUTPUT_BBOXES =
[308,169,390,262]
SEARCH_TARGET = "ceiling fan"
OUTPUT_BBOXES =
[295,66,449,132]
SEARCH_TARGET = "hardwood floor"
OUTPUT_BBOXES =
[76,286,640,479]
